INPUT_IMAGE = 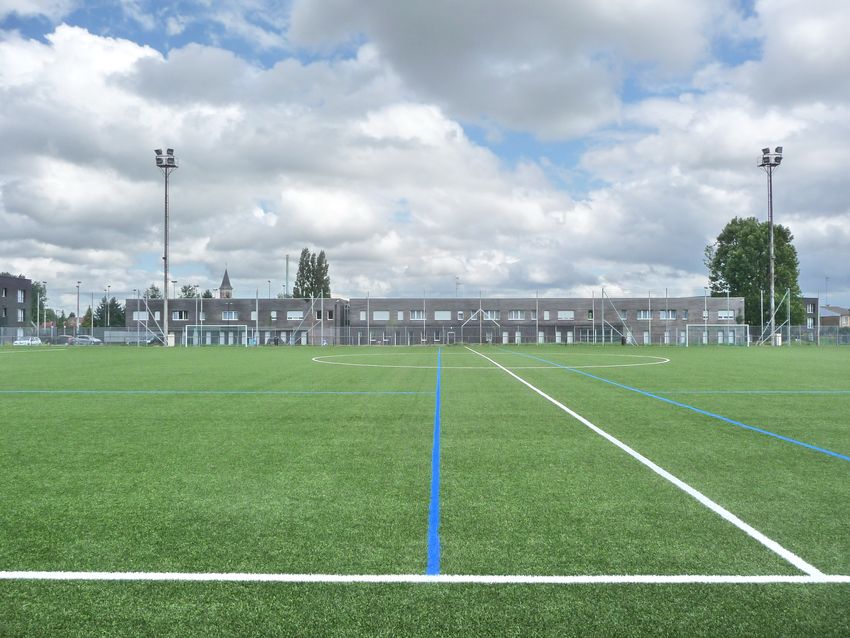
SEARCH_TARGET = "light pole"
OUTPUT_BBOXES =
[758,146,782,345]
[268,280,271,299]
[703,286,709,344]
[41,280,47,338]
[75,281,81,337]
[155,148,178,346]
[106,284,111,327]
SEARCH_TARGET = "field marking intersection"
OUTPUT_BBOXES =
[465,346,825,578]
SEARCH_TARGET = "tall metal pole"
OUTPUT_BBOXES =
[76,281,80,337]
[759,147,782,345]
[155,149,177,346]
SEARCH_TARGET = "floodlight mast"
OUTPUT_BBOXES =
[155,148,178,346]
[758,146,782,345]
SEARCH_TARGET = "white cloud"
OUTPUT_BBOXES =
[3,2,850,310]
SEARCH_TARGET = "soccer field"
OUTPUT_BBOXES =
[1,344,849,636]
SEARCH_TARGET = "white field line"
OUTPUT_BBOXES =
[1,571,848,584]
[465,347,825,577]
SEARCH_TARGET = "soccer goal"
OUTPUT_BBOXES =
[685,324,750,347]
[184,325,249,347]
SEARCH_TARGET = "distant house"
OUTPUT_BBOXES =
[0,273,31,332]
[821,305,850,328]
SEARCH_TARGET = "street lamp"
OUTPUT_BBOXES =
[703,286,709,345]
[268,280,271,299]
[758,146,783,345]
[155,147,178,346]
[75,281,81,337]
[106,284,111,327]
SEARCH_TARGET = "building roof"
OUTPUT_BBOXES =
[820,305,848,317]
[219,269,232,291]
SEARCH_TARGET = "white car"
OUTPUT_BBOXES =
[13,336,42,346]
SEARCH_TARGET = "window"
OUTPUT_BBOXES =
[807,317,814,329]
[359,311,366,321]
[154,312,161,321]
[483,310,500,320]
[251,311,258,321]
[199,312,206,321]
[637,310,651,320]
[434,310,451,321]
[587,310,593,320]
[17,308,25,322]
[509,310,524,320]
[718,310,734,320]
[316,310,322,320]
[806,303,815,314]
[702,310,709,320]
[557,310,574,321]
[620,310,628,319]
[132,311,149,321]
[172,310,188,321]
[1,287,6,297]
[398,311,404,321]
[543,311,550,321]
[410,309,424,320]
[289,310,305,321]
[327,310,333,320]
[271,311,277,320]
[681,310,689,320]
[2,307,6,317]
[530,310,537,320]
[457,311,464,321]
[222,310,238,321]
[373,311,389,321]
[659,309,677,320]
[17,289,25,303]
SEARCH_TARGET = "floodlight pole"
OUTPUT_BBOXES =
[155,148,178,346]
[75,281,81,337]
[758,147,782,345]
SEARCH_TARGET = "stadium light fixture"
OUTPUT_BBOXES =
[75,281,81,337]
[757,146,783,345]
[155,148,178,346]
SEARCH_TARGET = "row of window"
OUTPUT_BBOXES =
[132,309,334,322]
[357,309,737,322]
[1,307,25,321]
[0,288,26,303]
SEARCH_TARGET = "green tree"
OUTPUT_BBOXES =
[705,216,804,327]
[180,284,199,298]
[81,307,93,328]
[201,289,213,299]
[313,250,331,298]
[95,297,125,327]
[29,281,47,324]
[292,247,332,298]
[292,247,311,298]
[145,284,162,299]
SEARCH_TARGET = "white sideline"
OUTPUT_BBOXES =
[1,571,849,584]
[465,347,825,577]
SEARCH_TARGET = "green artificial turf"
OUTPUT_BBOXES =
[1,343,849,636]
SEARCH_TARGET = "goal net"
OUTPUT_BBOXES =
[184,325,249,347]
[685,324,750,347]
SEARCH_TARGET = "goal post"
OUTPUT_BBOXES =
[685,324,750,347]
[184,325,249,347]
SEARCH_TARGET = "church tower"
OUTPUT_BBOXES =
[219,269,233,299]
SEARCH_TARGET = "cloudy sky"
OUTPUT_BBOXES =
[1,0,848,314]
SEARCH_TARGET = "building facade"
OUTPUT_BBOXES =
[0,274,31,334]
[125,292,745,346]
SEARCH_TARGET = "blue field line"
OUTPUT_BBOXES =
[498,349,850,464]
[426,348,442,575]
[655,390,850,396]
[0,389,431,396]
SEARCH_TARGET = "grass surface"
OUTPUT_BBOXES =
[1,344,849,636]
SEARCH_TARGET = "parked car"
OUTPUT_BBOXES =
[70,335,103,345]
[50,335,75,346]
[13,336,42,346]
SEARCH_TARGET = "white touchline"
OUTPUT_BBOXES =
[464,347,825,578]
[1,571,848,584]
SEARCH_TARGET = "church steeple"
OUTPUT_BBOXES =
[219,269,233,299]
